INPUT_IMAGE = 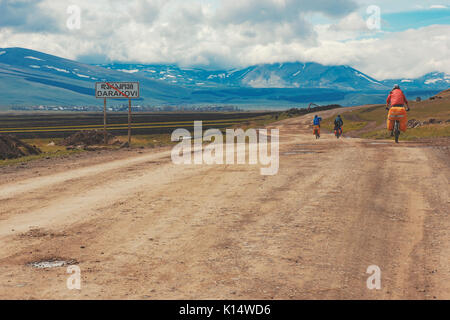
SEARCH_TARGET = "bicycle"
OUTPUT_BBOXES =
[387,106,409,143]
[334,126,342,139]
[313,125,320,139]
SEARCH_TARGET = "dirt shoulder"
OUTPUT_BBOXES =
[0,111,448,299]
[0,146,171,186]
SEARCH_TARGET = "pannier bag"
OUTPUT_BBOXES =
[387,107,407,132]
[313,125,320,135]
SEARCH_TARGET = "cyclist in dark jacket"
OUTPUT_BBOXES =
[334,115,343,128]
[334,115,344,136]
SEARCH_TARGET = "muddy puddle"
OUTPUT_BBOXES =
[28,259,77,269]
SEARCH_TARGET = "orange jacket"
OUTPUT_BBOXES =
[386,89,408,106]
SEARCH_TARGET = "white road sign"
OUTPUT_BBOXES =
[95,82,140,99]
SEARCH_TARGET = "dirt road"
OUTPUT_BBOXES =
[0,111,449,299]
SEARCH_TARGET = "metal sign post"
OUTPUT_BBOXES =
[103,98,107,145]
[95,82,140,146]
[128,98,132,145]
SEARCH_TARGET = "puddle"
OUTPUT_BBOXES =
[28,259,76,269]
[369,142,390,145]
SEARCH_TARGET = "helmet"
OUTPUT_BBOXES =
[337,115,341,117]
[393,84,400,90]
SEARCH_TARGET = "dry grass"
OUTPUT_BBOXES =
[362,124,450,140]
[322,90,450,140]
[0,138,83,166]
[0,114,283,166]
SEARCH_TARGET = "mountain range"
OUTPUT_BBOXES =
[100,62,450,91]
[0,47,447,109]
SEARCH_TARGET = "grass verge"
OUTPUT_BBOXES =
[0,114,285,166]
[323,95,450,140]
[361,124,450,140]
[322,114,368,133]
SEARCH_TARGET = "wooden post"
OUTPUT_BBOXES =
[103,98,107,145]
[128,98,132,146]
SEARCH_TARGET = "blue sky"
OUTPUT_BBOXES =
[307,4,450,31]
[382,8,450,32]
[0,0,449,79]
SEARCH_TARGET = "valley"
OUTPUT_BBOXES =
[0,48,447,109]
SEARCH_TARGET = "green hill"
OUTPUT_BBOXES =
[322,89,450,140]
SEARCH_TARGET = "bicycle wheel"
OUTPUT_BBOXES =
[394,121,400,143]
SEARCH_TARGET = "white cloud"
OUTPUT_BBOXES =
[0,0,355,64]
[0,0,448,79]
[430,5,447,9]
[308,24,450,79]
[0,0,60,32]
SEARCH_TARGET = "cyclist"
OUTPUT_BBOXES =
[313,115,322,138]
[334,115,344,136]
[386,84,410,136]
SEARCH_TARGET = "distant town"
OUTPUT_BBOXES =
[10,104,242,112]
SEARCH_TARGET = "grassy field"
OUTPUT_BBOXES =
[0,111,293,166]
[361,125,450,140]
[0,137,83,166]
[0,111,275,138]
[0,133,179,166]
[322,89,450,140]
[322,114,368,133]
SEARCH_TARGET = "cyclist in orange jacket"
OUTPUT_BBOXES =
[386,84,410,136]
[386,84,410,110]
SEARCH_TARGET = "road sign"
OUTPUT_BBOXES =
[95,81,140,146]
[95,82,140,99]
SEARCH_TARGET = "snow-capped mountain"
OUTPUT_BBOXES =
[0,47,446,108]
[100,62,387,91]
[234,62,386,90]
[103,62,450,93]
[0,47,190,106]
[96,63,225,88]
[382,72,450,90]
